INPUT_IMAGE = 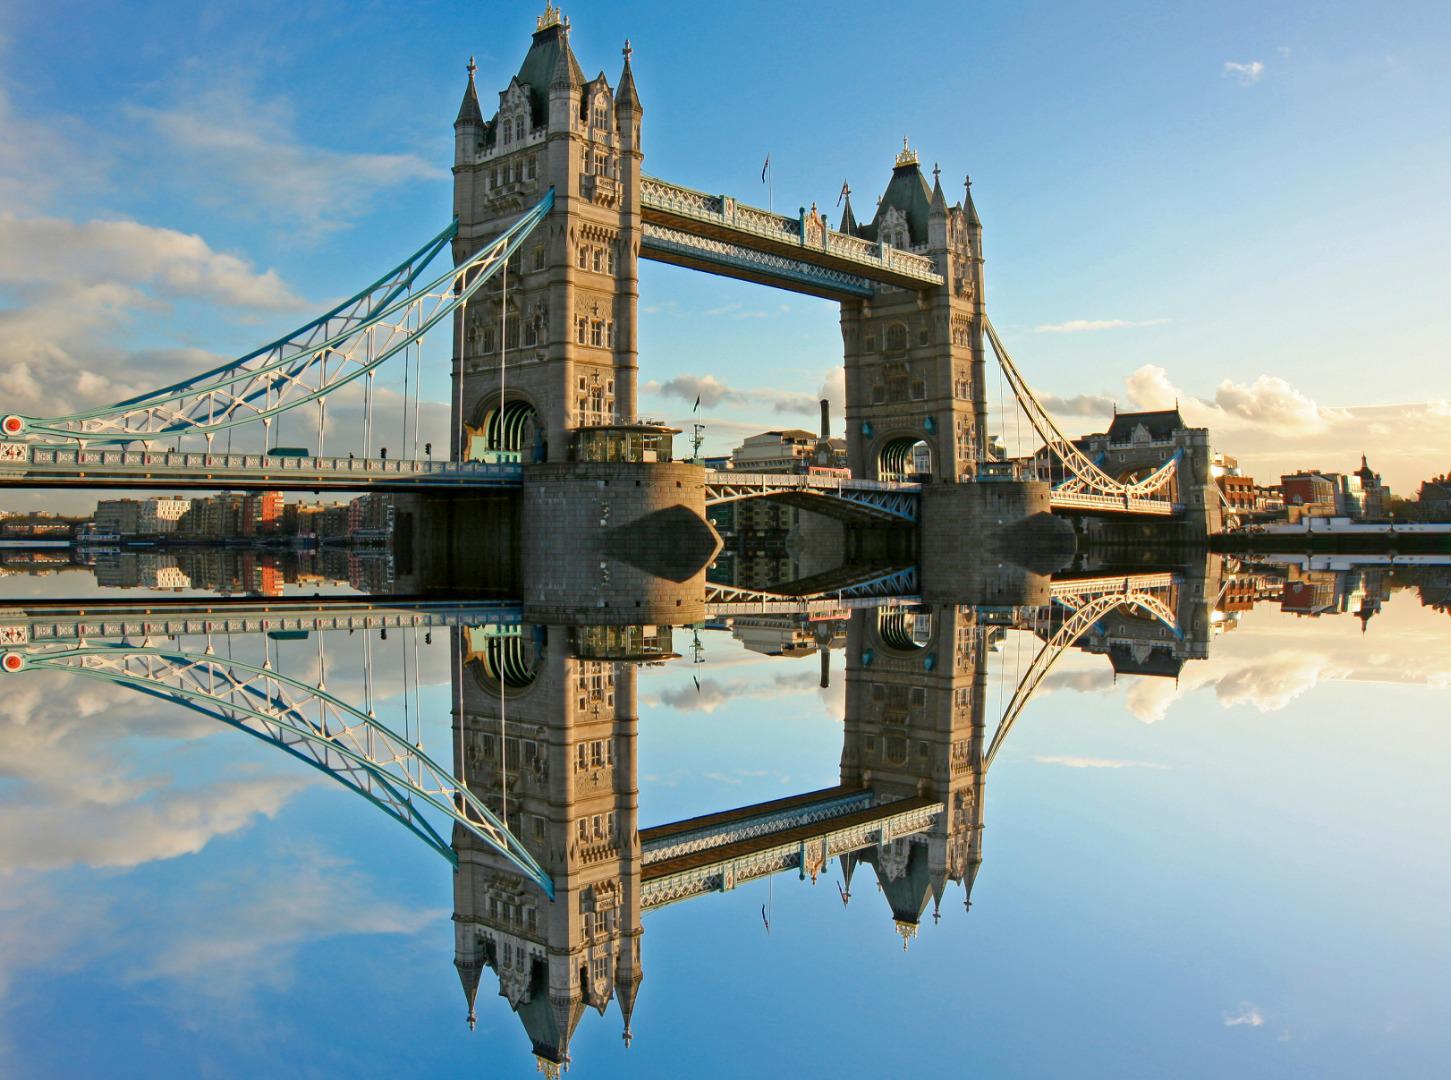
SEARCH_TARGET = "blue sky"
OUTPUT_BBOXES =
[1,0,1448,490]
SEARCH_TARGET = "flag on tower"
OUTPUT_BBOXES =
[836,179,850,207]
[761,154,771,183]
[693,394,700,412]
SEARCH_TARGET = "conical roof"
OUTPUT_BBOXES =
[456,58,484,128]
[860,152,934,245]
[616,40,640,110]
[514,17,584,120]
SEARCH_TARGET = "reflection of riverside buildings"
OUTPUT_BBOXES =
[80,550,375,595]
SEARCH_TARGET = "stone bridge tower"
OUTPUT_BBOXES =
[839,605,989,942]
[451,622,647,1072]
[838,145,989,482]
[451,6,642,462]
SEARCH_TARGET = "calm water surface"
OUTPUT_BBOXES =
[0,558,1447,1078]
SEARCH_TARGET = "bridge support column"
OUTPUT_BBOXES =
[918,481,1072,605]
[1175,428,1223,536]
[521,461,720,624]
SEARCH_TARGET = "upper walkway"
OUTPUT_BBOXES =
[640,175,945,300]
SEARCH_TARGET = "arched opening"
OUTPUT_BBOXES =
[466,628,540,698]
[467,399,540,461]
[879,436,931,481]
[877,609,932,651]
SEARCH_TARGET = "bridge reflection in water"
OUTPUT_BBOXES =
[0,559,1224,1076]
[447,565,1219,1075]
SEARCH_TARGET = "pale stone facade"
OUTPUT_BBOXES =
[451,6,642,463]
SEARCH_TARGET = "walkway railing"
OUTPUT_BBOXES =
[641,175,944,289]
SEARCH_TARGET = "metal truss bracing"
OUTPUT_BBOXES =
[983,319,1180,515]
[641,797,941,911]
[705,471,921,523]
[984,578,1182,771]
[640,176,944,290]
[641,223,875,300]
[703,566,920,607]
[642,790,876,866]
[1,642,553,896]
[5,191,555,446]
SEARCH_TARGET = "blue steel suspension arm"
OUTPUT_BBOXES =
[3,644,554,895]
[8,191,554,444]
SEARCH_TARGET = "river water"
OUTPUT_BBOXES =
[0,553,1447,1078]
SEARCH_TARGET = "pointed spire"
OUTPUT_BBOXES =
[616,38,641,110]
[550,16,581,91]
[963,174,981,228]
[455,951,483,1030]
[838,184,859,235]
[930,163,948,213]
[455,56,484,128]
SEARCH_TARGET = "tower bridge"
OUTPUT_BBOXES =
[0,5,1217,534]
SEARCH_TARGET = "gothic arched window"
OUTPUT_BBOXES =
[885,322,908,353]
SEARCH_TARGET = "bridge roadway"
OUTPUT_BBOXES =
[0,441,1175,518]
[0,443,523,492]
[640,176,945,300]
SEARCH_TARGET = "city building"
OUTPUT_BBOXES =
[1353,454,1390,519]
[729,429,822,472]
[1421,476,1451,519]
[141,498,190,534]
[1279,471,1337,521]
[93,499,144,536]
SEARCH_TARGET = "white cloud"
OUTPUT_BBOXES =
[0,214,302,309]
[1224,1002,1266,1027]
[1223,61,1266,86]
[1033,318,1169,334]
[129,87,441,238]
[126,845,441,1001]
[1032,755,1168,769]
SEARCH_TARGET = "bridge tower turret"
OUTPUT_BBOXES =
[451,621,648,1071]
[840,604,989,934]
[451,6,642,463]
[840,143,989,482]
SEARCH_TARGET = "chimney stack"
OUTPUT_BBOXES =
[819,399,831,441]
[819,647,830,689]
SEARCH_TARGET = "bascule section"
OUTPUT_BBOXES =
[451,5,643,463]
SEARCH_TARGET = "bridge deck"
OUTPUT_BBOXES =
[0,444,522,492]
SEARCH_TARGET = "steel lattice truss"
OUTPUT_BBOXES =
[5,191,555,446]
[2,643,553,896]
[984,580,1181,771]
[983,319,1180,509]
[705,471,921,522]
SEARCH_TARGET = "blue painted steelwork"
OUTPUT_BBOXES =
[1,643,554,895]
[6,191,555,446]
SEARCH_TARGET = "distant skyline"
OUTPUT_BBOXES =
[1,0,1447,495]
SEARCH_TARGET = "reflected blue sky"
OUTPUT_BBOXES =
[0,573,1447,1077]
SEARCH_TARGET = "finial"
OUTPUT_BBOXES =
[537,3,563,31]
[623,38,632,64]
[467,1009,476,1031]
[933,162,941,184]
[895,137,919,168]
[965,173,972,190]
[623,1027,633,1048]
[466,55,477,82]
